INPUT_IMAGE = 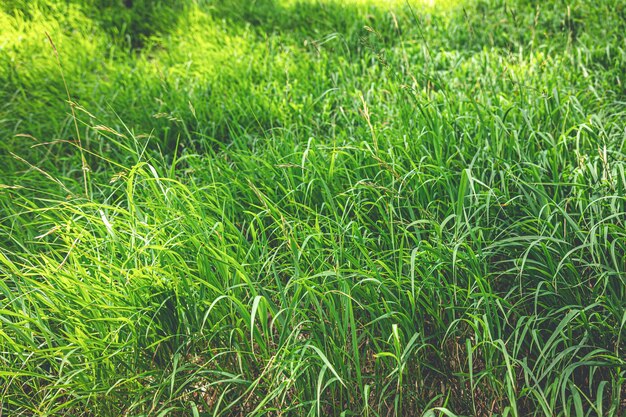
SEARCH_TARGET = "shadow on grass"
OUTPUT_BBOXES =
[204,0,378,36]
[88,0,390,48]
[73,0,191,49]
[2,0,192,49]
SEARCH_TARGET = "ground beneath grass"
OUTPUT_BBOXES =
[1,0,625,416]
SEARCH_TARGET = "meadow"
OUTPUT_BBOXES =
[1,0,625,415]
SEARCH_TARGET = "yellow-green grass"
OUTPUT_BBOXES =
[1,0,625,415]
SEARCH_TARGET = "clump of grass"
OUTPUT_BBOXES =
[1,0,625,416]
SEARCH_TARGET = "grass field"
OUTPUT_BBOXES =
[1,0,626,415]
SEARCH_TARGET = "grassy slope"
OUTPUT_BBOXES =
[1,0,625,415]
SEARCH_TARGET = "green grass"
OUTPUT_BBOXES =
[1,0,625,415]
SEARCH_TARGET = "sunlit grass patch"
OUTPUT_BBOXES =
[1,0,625,416]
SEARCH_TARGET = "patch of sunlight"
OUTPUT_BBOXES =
[0,4,104,79]
[149,7,258,82]
[264,0,464,12]
[310,0,464,11]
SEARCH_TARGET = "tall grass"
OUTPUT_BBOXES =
[1,0,625,415]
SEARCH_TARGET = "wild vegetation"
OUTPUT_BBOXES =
[1,0,625,415]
